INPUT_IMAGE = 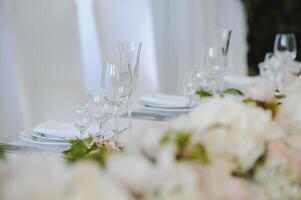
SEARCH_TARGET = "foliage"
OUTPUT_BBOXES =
[161,129,210,165]
[63,136,124,167]
[0,147,4,160]
[243,98,279,118]
[196,88,244,97]
[240,0,301,75]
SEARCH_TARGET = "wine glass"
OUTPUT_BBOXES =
[274,33,297,62]
[201,46,227,95]
[118,41,142,89]
[101,62,132,135]
[212,29,232,56]
[73,106,91,139]
[87,91,114,140]
[183,68,202,106]
[118,41,142,129]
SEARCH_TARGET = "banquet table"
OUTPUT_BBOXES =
[11,118,166,152]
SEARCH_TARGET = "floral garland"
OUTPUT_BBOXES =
[1,78,301,200]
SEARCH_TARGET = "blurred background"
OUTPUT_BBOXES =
[0,0,300,141]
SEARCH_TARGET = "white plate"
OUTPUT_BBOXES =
[31,132,71,142]
[138,105,193,113]
[19,131,71,146]
[140,94,190,109]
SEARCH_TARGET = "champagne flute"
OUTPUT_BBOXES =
[73,106,91,139]
[87,91,114,140]
[118,41,142,129]
[202,46,227,95]
[101,62,132,136]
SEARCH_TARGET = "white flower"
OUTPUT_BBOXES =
[245,79,276,102]
[281,75,301,95]
[0,153,132,200]
[65,161,132,200]
[0,153,67,200]
[106,154,156,196]
[251,156,301,200]
[175,97,283,172]
[144,164,206,200]
[278,93,301,135]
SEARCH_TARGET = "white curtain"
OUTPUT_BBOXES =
[0,0,86,141]
[0,0,247,141]
[93,0,159,99]
[152,0,248,94]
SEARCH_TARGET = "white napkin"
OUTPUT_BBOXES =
[140,94,189,108]
[224,76,261,91]
[33,120,97,139]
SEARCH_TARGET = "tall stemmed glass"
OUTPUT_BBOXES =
[87,91,114,140]
[201,29,232,95]
[117,41,142,129]
[201,46,227,95]
[212,29,232,56]
[101,62,132,136]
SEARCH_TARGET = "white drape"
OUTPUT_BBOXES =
[152,0,247,94]
[0,0,86,141]
[0,0,247,141]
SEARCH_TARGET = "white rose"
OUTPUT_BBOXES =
[278,93,301,135]
[66,161,132,200]
[106,154,156,195]
[246,80,276,102]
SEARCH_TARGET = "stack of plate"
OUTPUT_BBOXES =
[19,120,99,147]
[139,94,194,114]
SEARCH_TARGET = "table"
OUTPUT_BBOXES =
[12,118,165,152]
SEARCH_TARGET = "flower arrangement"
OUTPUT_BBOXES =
[1,78,301,200]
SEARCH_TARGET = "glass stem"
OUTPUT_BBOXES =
[99,122,104,140]
[114,105,120,136]
[127,100,132,130]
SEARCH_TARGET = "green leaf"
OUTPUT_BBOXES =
[243,98,279,118]
[175,132,190,149]
[275,93,286,99]
[188,144,210,164]
[196,89,213,97]
[223,88,244,96]
[0,147,4,160]
[86,146,108,167]
[160,130,173,145]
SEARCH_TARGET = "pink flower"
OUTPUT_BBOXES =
[246,80,276,102]
[267,140,301,182]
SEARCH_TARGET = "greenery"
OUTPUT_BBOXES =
[243,98,279,118]
[196,88,244,97]
[0,147,4,160]
[241,0,301,75]
[223,88,244,96]
[161,129,210,165]
[63,136,124,167]
[196,89,213,97]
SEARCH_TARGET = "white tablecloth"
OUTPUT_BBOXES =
[12,118,164,152]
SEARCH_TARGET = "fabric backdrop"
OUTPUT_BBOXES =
[0,0,247,141]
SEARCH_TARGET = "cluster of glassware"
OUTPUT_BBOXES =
[259,33,299,90]
[184,29,232,105]
[73,41,143,139]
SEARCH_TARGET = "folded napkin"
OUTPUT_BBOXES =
[224,76,261,91]
[33,120,97,139]
[140,94,189,108]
